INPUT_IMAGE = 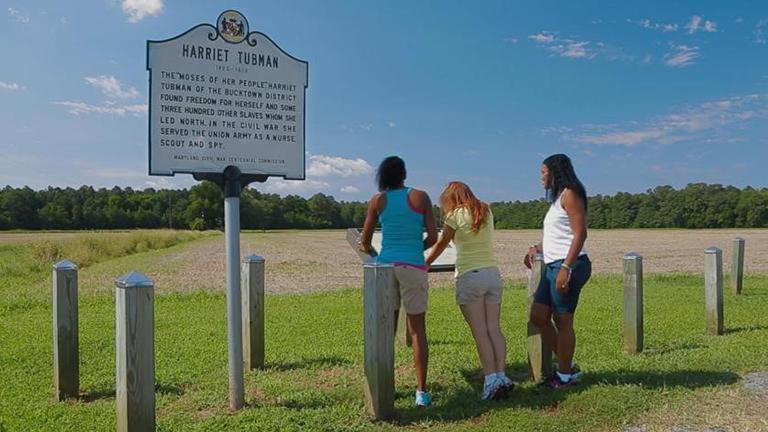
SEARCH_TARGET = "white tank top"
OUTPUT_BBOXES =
[543,191,586,264]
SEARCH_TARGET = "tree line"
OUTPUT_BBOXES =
[1,183,766,230]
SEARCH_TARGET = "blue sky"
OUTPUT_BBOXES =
[1,0,767,202]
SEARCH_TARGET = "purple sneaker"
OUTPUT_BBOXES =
[542,373,577,389]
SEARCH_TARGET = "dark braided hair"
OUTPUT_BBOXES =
[542,153,588,212]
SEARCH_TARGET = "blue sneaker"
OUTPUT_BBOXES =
[415,390,432,407]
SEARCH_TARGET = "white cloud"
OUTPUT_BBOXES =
[559,41,591,58]
[359,123,373,131]
[263,178,330,194]
[7,7,30,24]
[306,155,373,178]
[685,15,702,33]
[144,177,180,189]
[528,31,601,60]
[755,19,768,44]
[0,81,24,91]
[685,15,717,34]
[568,94,767,147]
[121,0,163,23]
[84,75,139,99]
[663,44,700,68]
[503,37,518,44]
[576,129,665,146]
[257,154,373,196]
[53,101,148,116]
[629,18,678,32]
[386,121,397,128]
[528,31,556,43]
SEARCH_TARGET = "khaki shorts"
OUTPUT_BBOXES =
[455,266,503,305]
[393,266,429,315]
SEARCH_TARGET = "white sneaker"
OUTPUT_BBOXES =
[481,377,501,400]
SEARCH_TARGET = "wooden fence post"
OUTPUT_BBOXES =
[363,263,395,420]
[116,272,155,432]
[623,253,643,354]
[731,237,745,295]
[52,260,79,400]
[242,255,265,370]
[527,253,552,381]
[704,247,724,336]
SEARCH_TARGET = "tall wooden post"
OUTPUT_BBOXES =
[242,255,265,370]
[52,260,79,400]
[116,272,155,432]
[622,253,643,354]
[527,253,552,381]
[731,237,745,295]
[363,263,395,420]
[704,247,724,336]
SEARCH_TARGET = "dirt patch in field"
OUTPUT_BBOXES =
[82,229,768,295]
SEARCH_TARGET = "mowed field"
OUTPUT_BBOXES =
[16,228,760,296]
[1,229,768,431]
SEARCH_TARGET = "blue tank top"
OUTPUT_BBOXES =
[377,188,425,266]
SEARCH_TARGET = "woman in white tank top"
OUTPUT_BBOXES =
[523,153,591,389]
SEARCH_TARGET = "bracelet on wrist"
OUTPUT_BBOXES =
[561,262,573,271]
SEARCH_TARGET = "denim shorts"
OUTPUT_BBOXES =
[533,255,591,314]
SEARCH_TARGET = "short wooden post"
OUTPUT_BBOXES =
[363,263,395,420]
[396,301,412,347]
[704,247,724,336]
[116,272,155,432]
[242,255,265,370]
[52,260,79,400]
[623,253,643,354]
[527,253,552,381]
[731,237,745,295]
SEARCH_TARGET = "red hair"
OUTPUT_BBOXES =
[439,181,489,234]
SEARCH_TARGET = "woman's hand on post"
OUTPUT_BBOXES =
[357,238,369,253]
[523,245,539,269]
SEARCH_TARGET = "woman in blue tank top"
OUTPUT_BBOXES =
[359,156,438,407]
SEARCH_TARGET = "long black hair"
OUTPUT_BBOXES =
[542,153,588,211]
[376,156,406,191]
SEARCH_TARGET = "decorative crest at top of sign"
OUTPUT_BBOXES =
[212,10,255,46]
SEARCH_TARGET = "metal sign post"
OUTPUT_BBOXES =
[194,167,265,409]
[148,10,308,411]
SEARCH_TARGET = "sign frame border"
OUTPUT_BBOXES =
[146,16,309,180]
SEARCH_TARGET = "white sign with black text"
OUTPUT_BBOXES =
[147,10,308,179]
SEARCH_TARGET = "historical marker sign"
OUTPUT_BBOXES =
[147,10,308,179]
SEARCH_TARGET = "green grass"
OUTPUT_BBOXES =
[1,255,767,432]
[0,230,217,314]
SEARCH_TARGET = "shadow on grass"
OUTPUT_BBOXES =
[642,341,706,355]
[390,367,739,425]
[724,325,768,335]
[78,382,184,403]
[267,355,353,371]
